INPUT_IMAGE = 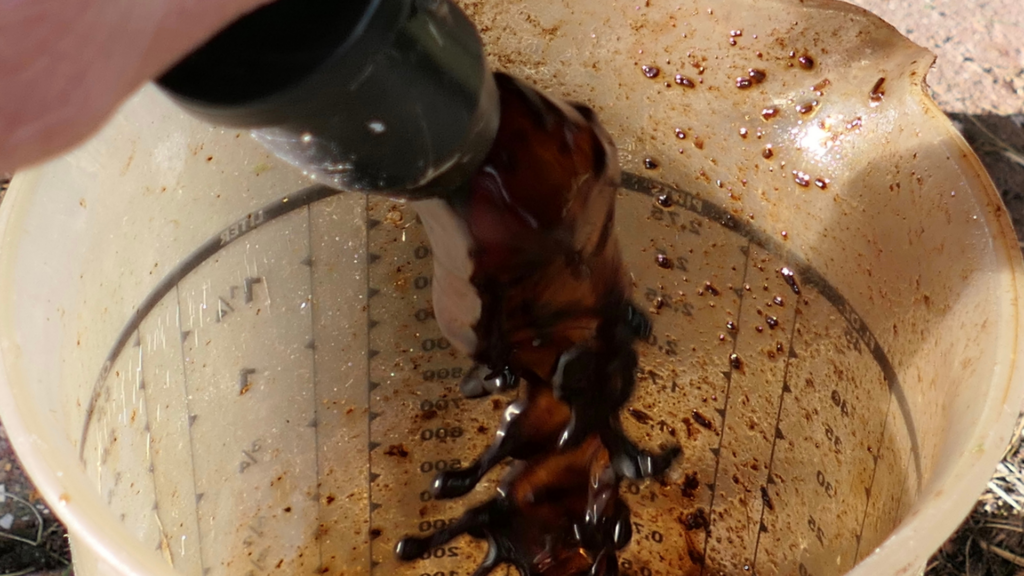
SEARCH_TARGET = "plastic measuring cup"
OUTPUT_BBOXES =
[1,0,1023,575]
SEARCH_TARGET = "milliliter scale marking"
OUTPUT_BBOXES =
[76,176,920,576]
[364,199,508,575]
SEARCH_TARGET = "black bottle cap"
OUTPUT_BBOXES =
[159,0,498,196]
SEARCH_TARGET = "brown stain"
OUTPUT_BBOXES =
[384,444,409,458]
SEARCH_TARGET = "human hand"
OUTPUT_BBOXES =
[0,0,270,173]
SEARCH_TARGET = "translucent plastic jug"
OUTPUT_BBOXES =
[1,0,1022,575]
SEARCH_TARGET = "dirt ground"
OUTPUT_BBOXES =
[0,1,1022,575]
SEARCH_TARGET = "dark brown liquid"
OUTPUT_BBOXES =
[395,73,680,575]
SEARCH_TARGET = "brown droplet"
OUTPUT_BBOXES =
[384,444,409,457]
[762,145,774,159]
[766,316,779,329]
[704,282,720,296]
[642,65,661,78]
[773,295,785,306]
[814,178,829,189]
[793,171,811,186]
[796,102,815,114]
[761,107,779,120]
[736,77,753,89]
[681,472,701,499]
[730,29,743,37]
[675,74,696,88]
[760,486,775,510]
[729,353,742,369]
[780,266,801,294]
[748,68,767,83]
[739,127,749,138]
[657,194,673,207]
[798,55,815,70]
[869,77,886,103]
[675,128,687,139]
[628,407,654,425]
[691,410,714,430]
[726,321,737,331]
[656,254,672,269]
[682,508,709,530]
[644,157,659,169]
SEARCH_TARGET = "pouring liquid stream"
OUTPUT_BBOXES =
[393,73,681,575]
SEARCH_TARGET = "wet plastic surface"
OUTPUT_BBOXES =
[0,1,1022,576]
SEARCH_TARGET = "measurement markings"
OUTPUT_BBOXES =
[751,304,801,570]
[699,238,752,576]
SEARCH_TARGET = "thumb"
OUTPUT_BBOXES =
[0,0,271,173]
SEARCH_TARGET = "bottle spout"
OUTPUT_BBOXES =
[158,0,498,198]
